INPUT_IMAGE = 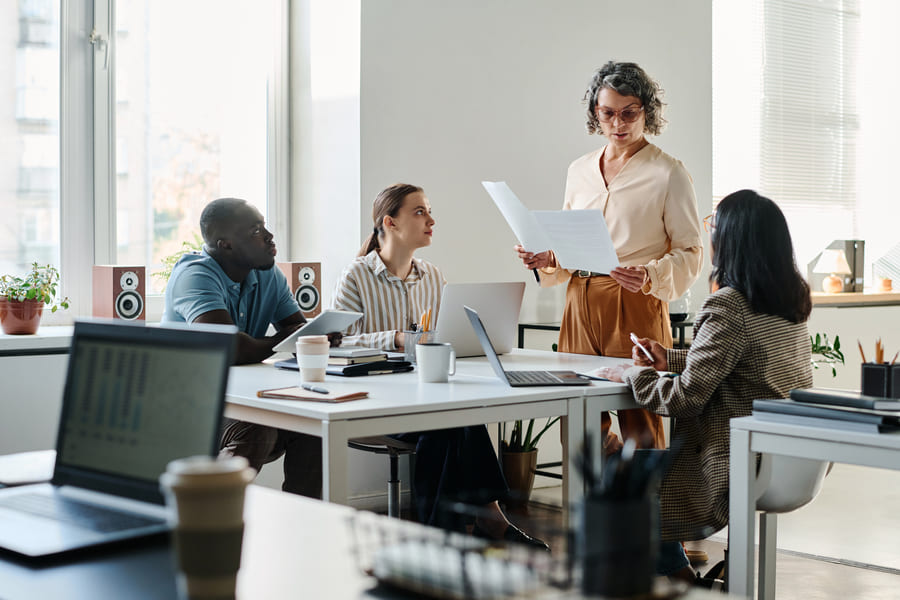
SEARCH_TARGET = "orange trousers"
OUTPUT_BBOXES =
[558,275,672,455]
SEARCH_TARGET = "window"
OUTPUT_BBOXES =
[112,0,285,296]
[0,0,60,278]
[713,0,897,280]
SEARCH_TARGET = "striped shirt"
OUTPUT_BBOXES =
[330,251,446,350]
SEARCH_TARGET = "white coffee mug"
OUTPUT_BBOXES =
[416,342,456,383]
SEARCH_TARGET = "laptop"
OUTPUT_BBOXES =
[432,282,525,358]
[0,320,237,557]
[464,306,590,387]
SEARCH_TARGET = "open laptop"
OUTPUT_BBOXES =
[0,320,237,557]
[432,282,525,358]
[464,306,590,387]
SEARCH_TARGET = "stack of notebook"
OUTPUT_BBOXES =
[328,346,387,365]
[753,389,900,434]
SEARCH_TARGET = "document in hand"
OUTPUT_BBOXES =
[482,181,620,274]
[257,387,369,403]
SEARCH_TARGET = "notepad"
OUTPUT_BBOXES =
[257,387,369,403]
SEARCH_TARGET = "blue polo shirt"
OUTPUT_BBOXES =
[162,250,300,337]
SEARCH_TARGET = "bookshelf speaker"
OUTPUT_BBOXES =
[277,262,322,318]
[92,265,146,320]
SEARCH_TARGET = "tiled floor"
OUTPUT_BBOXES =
[525,462,900,598]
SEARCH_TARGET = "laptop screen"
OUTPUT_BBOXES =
[53,321,236,498]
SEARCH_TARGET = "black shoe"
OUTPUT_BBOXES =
[472,522,550,552]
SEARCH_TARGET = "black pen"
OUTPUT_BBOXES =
[301,383,330,394]
[577,373,610,382]
[532,268,540,284]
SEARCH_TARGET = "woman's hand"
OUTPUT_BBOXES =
[326,332,343,347]
[610,265,647,293]
[514,245,555,270]
[631,336,668,371]
[394,331,405,351]
[591,363,632,383]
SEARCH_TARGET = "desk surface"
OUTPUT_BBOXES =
[227,349,630,422]
[0,485,724,600]
[728,415,900,599]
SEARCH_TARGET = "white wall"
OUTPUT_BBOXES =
[361,0,713,323]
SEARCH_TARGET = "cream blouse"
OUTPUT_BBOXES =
[539,143,703,302]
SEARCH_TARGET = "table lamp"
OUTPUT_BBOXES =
[813,248,852,293]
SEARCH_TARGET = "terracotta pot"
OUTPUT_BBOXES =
[501,448,538,507]
[0,297,44,335]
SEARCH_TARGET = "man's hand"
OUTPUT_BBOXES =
[610,266,647,293]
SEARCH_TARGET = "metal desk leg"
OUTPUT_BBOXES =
[729,426,755,598]
[758,512,778,599]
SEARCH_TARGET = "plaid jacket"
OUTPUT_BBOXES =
[624,286,812,541]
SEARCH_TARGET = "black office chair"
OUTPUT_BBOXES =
[347,436,416,518]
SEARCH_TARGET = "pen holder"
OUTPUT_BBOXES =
[861,362,900,398]
[577,494,657,598]
[403,330,431,364]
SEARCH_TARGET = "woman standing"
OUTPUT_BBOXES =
[333,183,547,550]
[516,61,702,455]
[595,190,813,581]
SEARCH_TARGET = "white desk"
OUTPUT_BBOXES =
[224,349,636,507]
[728,416,900,599]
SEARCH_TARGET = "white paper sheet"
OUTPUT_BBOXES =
[481,181,553,253]
[482,181,619,273]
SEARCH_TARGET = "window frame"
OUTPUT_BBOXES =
[57,0,291,322]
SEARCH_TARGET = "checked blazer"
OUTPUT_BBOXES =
[623,286,813,541]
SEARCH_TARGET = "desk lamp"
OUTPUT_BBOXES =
[813,248,852,293]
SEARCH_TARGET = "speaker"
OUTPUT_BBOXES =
[277,262,322,318]
[92,266,146,321]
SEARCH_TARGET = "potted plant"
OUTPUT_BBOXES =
[500,417,559,507]
[153,233,203,292]
[811,333,844,377]
[0,262,69,335]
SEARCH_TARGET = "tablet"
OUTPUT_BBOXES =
[272,309,363,353]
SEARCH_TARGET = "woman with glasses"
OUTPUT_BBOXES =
[593,190,813,583]
[515,61,703,456]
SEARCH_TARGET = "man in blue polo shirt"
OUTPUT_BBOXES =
[163,197,321,497]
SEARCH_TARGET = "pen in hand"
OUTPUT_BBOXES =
[629,332,654,363]
[301,383,330,394]
[531,268,540,284]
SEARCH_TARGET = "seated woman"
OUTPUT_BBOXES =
[332,183,547,550]
[594,189,813,582]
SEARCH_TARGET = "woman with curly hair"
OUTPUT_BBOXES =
[515,61,703,456]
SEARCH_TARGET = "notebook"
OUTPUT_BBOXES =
[463,306,590,387]
[432,282,525,358]
[0,319,237,557]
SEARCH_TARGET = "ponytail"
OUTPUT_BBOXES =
[359,183,423,258]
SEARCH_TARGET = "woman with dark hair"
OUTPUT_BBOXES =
[594,189,813,581]
[515,60,703,456]
[332,183,547,549]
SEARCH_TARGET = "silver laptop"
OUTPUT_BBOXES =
[0,320,236,557]
[464,306,590,387]
[433,282,525,358]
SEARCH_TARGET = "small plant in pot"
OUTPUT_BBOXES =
[500,417,559,508]
[0,262,69,335]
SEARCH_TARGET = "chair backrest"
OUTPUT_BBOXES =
[753,454,830,513]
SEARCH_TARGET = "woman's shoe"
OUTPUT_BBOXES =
[472,522,550,552]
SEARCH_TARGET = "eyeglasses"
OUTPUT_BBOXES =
[596,105,644,123]
[703,214,715,233]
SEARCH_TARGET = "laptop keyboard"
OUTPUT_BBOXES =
[506,370,563,385]
[0,492,164,533]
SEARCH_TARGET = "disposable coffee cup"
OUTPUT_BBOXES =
[416,342,456,383]
[159,456,255,600]
[296,335,329,382]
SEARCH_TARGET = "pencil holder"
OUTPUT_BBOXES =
[578,494,657,598]
[861,363,900,398]
[403,330,431,364]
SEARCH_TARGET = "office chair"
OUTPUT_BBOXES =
[708,454,830,596]
[348,436,416,518]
